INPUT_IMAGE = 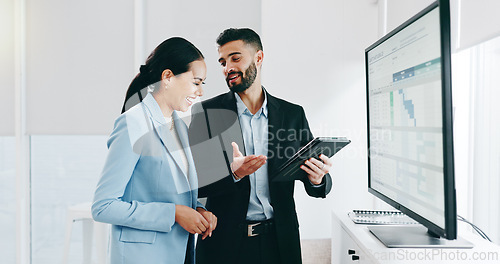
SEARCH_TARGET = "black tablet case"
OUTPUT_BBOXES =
[272,137,350,182]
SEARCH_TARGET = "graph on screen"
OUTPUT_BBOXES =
[367,8,445,228]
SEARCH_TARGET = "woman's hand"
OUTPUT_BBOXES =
[175,205,209,234]
[196,207,217,240]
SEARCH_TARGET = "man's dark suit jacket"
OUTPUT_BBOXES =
[188,88,332,264]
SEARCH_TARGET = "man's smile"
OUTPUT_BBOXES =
[227,72,241,84]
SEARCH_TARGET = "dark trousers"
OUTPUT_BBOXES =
[236,223,280,264]
[185,234,195,264]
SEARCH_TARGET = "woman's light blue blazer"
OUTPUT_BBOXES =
[92,93,203,264]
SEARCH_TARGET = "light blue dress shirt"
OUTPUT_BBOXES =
[234,92,274,221]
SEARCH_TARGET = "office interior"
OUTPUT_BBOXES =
[1,0,499,263]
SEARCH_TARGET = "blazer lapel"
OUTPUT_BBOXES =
[174,111,198,206]
[265,89,284,182]
[219,92,246,156]
[174,111,194,181]
[142,94,188,181]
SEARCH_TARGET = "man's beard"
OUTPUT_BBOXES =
[227,62,257,93]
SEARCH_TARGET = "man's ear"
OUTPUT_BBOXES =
[255,50,264,68]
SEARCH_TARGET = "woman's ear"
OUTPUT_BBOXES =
[161,69,174,89]
[161,69,174,81]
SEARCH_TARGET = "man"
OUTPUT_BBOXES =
[189,28,332,264]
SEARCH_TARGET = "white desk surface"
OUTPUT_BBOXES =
[333,211,500,264]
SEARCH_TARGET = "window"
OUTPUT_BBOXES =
[31,136,108,263]
[453,35,500,244]
[0,137,16,264]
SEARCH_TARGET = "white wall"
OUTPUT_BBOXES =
[458,0,500,50]
[386,0,436,33]
[21,0,261,135]
[262,0,379,239]
[0,0,15,136]
[25,0,135,135]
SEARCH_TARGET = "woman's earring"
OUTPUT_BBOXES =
[163,77,170,89]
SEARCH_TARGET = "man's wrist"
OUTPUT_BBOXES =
[309,175,326,187]
[310,180,323,186]
[231,168,241,180]
[231,163,242,180]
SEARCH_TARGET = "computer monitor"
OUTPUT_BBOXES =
[365,0,470,248]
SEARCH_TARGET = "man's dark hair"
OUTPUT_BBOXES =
[216,28,263,52]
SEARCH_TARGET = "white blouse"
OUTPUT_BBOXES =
[165,116,189,177]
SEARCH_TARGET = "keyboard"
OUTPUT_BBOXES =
[348,210,419,225]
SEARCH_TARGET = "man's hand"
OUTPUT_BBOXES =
[300,154,332,185]
[196,207,217,240]
[175,205,209,234]
[230,142,267,180]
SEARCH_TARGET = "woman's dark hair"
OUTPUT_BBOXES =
[121,37,204,113]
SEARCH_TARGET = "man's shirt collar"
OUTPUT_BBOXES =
[234,89,268,118]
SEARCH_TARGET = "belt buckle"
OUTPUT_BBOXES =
[247,222,261,237]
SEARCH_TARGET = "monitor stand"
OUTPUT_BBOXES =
[368,225,474,248]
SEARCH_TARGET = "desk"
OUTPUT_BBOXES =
[332,211,500,264]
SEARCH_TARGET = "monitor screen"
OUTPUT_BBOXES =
[366,0,457,242]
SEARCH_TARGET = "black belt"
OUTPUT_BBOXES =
[239,219,275,237]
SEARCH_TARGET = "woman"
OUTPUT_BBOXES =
[92,37,216,264]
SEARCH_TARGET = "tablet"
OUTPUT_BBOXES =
[272,137,350,182]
